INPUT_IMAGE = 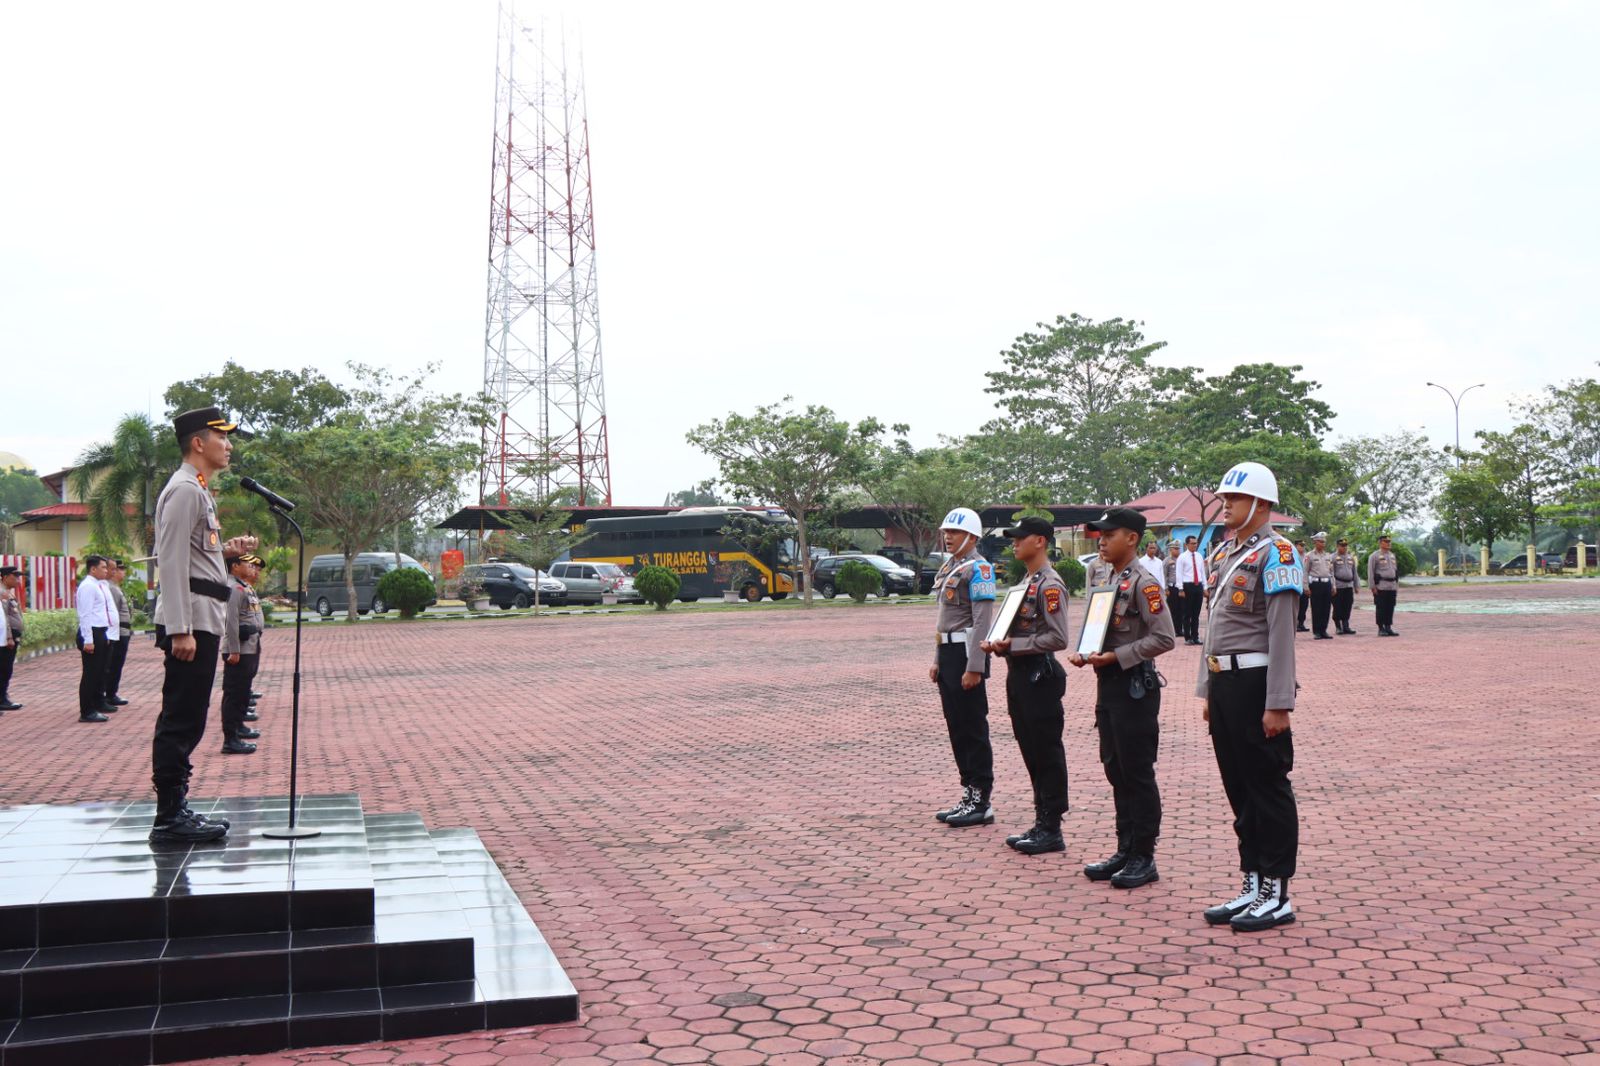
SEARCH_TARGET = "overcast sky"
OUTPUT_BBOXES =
[3,2,1596,503]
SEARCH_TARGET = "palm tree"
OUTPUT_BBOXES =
[71,414,178,567]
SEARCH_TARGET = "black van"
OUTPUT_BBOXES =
[306,552,431,616]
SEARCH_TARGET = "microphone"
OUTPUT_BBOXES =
[240,476,297,512]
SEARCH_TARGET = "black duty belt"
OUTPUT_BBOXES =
[189,577,231,602]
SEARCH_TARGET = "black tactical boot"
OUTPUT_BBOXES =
[236,726,261,740]
[1110,852,1160,888]
[945,789,994,828]
[1013,818,1064,855]
[1084,842,1130,881]
[79,711,109,723]
[1203,871,1260,925]
[221,738,257,755]
[150,789,226,843]
[242,709,259,721]
[1006,807,1047,849]
[180,783,230,830]
[936,785,976,823]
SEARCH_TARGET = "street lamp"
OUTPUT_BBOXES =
[1425,381,1485,468]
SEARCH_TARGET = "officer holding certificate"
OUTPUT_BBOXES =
[980,517,1070,856]
[1070,507,1176,890]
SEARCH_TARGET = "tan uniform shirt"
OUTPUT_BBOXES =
[1332,550,1360,590]
[1103,562,1177,670]
[1194,530,1301,709]
[1367,550,1400,591]
[932,550,997,674]
[1086,558,1113,588]
[1004,565,1070,657]
[1305,549,1335,583]
[2,592,21,643]
[224,579,265,655]
[153,463,229,636]
[109,582,132,628]
[1163,555,1179,591]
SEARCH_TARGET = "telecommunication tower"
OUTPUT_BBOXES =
[481,5,612,507]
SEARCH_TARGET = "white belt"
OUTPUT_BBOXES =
[938,631,968,645]
[1207,652,1270,673]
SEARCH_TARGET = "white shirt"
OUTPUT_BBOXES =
[1178,550,1207,587]
[76,575,119,643]
[1138,555,1165,585]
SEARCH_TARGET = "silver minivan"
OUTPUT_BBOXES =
[548,561,641,604]
[306,552,430,616]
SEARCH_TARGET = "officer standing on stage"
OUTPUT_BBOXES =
[103,561,134,707]
[1304,534,1335,640]
[980,517,1070,855]
[1197,462,1302,932]
[0,566,24,710]
[1332,538,1360,634]
[220,552,265,755]
[1368,535,1401,637]
[1070,508,1176,889]
[929,507,998,829]
[1164,542,1182,620]
[150,406,255,843]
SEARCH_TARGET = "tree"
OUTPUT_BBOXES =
[1436,460,1519,554]
[1476,425,1557,546]
[836,560,883,603]
[1335,430,1447,520]
[634,565,681,611]
[256,367,486,620]
[663,480,723,508]
[70,414,179,577]
[1525,370,1600,545]
[687,398,885,604]
[1153,362,1334,442]
[0,468,55,553]
[864,431,988,564]
[165,361,351,434]
[492,484,592,611]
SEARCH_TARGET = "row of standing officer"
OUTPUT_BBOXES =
[925,461,1303,932]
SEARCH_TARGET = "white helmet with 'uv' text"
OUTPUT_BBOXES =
[1215,462,1279,504]
[939,507,984,538]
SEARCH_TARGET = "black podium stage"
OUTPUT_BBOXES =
[0,794,577,1065]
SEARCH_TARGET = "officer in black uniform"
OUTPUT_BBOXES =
[980,517,1070,855]
[1071,508,1177,889]
[150,406,254,843]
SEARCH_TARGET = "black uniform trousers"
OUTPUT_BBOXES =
[1207,666,1297,878]
[1297,588,1310,628]
[103,633,131,700]
[1308,580,1333,636]
[1180,583,1203,641]
[1005,656,1068,824]
[1332,586,1355,628]
[220,652,259,736]
[151,628,221,792]
[1166,587,1182,621]
[1374,589,1397,629]
[76,627,109,715]
[0,642,16,699]
[935,642,992,794]
[1093,666,1162,854]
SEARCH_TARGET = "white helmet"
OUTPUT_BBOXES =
[1215,462,1279,504]
[939,507,984,537]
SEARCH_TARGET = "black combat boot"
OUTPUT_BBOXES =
[1110,851,1160,889]
[180,782,230,830]
[150,788,226,843]
[1084,841,1130,881]
[236,726,261,740]
[1012,816,1064,855]
[221,738,257,755]
[242,709,259,721]
[1006,806,1047,849]
[936,785,976,823]
[944,789,994,828]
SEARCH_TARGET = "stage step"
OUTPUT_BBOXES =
[0,795,577,1065]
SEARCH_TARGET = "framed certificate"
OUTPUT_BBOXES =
[984,586,1028,644]
[1076,586,1117,656]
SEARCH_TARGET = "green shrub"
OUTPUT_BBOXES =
[121,577,148,608]
[17,609,78,650]
[837,560,883,603]
[634,565,681,611]
[1360,543,1417,579]
[375,567,435,619]
[1055,556,1086,593]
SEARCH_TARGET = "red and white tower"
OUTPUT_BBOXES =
[481,5,612,506]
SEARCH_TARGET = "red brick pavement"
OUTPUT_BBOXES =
[3,581,1599,1065]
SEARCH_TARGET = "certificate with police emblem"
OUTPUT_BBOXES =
[1076,587,1116,656]
[984,586,1028,644]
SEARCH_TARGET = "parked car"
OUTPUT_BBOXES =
[917,551,951,594]
[462,563,566,608]
[306,552,433,616]
[1566,544,1598,569]
[1499,552,1564,573]
[811,553,917,598]
[548,561,642,604]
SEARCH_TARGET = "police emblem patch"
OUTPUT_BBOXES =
[1277,543,1295,564]
[1231,589,1246,606]
[1234,574,1248,587]
[1144,588,1162,613]
[1044,587,1061,613]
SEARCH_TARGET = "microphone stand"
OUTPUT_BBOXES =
[262,507,320,839]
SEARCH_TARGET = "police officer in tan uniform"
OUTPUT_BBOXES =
[1197,462,1301,932]
[1304,533,1335,640]
[929,507,998,828]
[150,406,255,843]
[1368,535,1401,637]
[1071,508,1176,889]
[220,552,266,755]
[1163,542,1182,619]
[981,517,1070,855]
[1332,538,1360,634]
[0,566,24,710]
